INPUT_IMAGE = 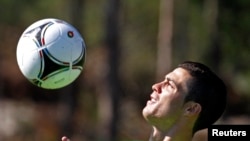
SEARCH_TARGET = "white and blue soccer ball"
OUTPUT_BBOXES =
[16,18,86,89]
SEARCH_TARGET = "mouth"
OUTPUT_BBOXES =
[147,95,159,105]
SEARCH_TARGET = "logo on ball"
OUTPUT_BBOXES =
[67,31,74,38]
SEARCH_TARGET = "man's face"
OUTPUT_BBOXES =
[142,67,192,127]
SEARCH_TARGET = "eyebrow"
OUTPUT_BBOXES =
[165,76,177,87]
[165,76,172,81]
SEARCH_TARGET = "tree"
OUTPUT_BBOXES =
[156,0,174,81]
[97,0,122,141]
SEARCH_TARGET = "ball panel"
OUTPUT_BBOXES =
[40,67,82,89]
[70,38,85,64]
[16,37,44,79]
[23,19,54,33]
[42,22,60,46]
[43,22,84,64]
[44,36,72,64]
[22,49,44,79]
[60,23,85,63]
[73,43,86,65]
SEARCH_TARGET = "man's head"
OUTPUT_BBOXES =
[178,61,227,133]
[142,61,227,134]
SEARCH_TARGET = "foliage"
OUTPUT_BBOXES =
[0,0,250,140]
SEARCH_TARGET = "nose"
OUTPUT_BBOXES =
[152,82,162,93]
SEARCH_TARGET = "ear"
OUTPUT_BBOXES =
[183,102,202,116]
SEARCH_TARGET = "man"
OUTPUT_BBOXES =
[62,61,227,141]
[142,61,227,141]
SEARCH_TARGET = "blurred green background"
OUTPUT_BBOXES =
[0,0,250,141]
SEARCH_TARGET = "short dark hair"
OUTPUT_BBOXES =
[178,61,227,134]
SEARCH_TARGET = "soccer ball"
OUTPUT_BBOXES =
[16,18,86,89]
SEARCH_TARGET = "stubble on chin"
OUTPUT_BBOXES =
[142,104,156,122]
[142,105,150,120]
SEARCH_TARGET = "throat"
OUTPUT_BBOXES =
[150,123,193,141]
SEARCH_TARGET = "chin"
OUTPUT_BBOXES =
[142,106,154,120]
[142,106,149,118]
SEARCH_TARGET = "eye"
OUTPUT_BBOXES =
[164,78,177,91]
[168,81,175,89]
[162,80,174,90]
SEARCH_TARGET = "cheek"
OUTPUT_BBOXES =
[160,94,184,114]
[152,98,175,117]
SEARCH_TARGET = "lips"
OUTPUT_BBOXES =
[147,94,159,105]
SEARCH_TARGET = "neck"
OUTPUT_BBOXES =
[149,120,194,141]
